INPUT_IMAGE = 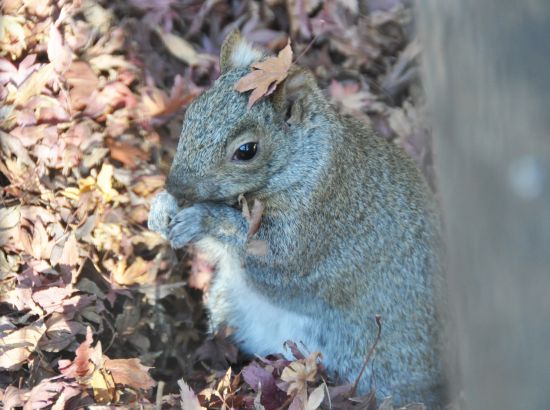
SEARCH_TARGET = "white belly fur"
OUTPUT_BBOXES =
[196,237,318,357]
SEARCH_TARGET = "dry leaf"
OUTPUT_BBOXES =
[238,194,264,237]
[305,384,324,410]
[111,257,156,286]
[154,27,199,65]
[59,326,95,378]
[234,40,293,109]
[65,61,99,110]
[0,205,21,246]
[178,379,206,410]
[32,286,75,314]
[0,322,46,370]
[104,358,156,390]
[13,64,55,106]
[281,351,321,401]
[90,367,117,403]
[106,139,148,169]
[47,24,72,73]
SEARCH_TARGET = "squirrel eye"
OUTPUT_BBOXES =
[232,142,257,161]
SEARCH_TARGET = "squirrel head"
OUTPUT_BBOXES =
[166,30,333,206]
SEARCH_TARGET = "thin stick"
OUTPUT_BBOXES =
[350,315,382,397]
[292,20,326,65]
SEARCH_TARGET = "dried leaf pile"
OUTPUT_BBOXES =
[1,0,436,408]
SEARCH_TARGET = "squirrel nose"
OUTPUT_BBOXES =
[166,174,198,204]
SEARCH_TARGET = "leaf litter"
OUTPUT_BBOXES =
[0,0,440,408]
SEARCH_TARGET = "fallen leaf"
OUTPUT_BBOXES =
[280,351,321,403]
[104,358,156,390]
[106,138,148,169]
[59,326,95,378]
[47,24,72,73]
[0,205,20,246]
[178,379,206,410]
[305,384,324,410]
[234,40,293,109]
[90,367,117,403]
[65,61,99,110]
[13,63,55,106]
[1,386,26,409]
[154,27,199,65]
[0,322,46,370]
[111,257,156,286]
[32,286,75,314]
[59,232,79,266]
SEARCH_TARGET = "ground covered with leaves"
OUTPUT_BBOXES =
[0,0,437,408]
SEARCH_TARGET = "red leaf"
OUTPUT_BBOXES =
[59,326,95,378]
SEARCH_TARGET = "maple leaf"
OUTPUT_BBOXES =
[234,40,293,109]
[280,351,321,406]
[59,326,96,378]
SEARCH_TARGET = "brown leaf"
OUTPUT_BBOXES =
[1,386,26,409]
[30,220,53,260]
[65,61,99,110]
[106,138,148,169]
[0,322,46,370]
[280,351,321,401]
[0,205,20,246]
[112,257,156,286]
[39,315,86,352]
[32,286,75,314]
[47,24,72,73]
[104,358,156,390]
[13,64,55,106]
[154,27,199,65]
[0,130,34,166]
[238,194,264,238]
[234,41,293,109]
[59,232,79,266]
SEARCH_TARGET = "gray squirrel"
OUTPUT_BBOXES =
[148,30,446,407]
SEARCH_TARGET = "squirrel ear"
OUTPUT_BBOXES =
[220,29,263,73]
[272,67,317,124]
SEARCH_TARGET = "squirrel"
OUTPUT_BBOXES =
[148,30,446,407]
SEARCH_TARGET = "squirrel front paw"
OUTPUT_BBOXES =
[168,202,247,249]
[148,191,179,238]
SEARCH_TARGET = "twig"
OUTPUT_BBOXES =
[350,315,382,397]
[156,380,165,409]
[293,20,325,64]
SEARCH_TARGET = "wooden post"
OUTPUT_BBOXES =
[416,2,550,409]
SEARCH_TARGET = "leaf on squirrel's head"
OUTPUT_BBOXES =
[234,40,293,109]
